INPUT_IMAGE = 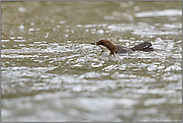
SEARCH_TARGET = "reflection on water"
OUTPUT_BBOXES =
[1,1,182,122]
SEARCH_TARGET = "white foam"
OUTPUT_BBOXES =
[135,9,182,17]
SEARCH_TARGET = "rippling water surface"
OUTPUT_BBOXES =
[1,1,182,122]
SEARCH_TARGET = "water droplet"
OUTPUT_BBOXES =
[19,23,24,30]
[29,28,35,32]
[97,29,104,34]
[18,7,26,12]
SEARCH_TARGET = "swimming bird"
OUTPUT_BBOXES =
[91,39,154,54]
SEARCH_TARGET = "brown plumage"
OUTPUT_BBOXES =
[91,39,154,54]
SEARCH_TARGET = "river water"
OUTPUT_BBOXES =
[1,1,182,122]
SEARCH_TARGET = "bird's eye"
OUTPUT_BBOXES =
[100,41,104,45]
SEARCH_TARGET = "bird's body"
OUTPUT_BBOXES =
[91,39,154,54]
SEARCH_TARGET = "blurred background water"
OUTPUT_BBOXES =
[1,1,182,122]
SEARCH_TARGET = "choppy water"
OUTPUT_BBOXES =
[1,1,182,122]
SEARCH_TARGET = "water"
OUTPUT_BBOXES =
[1,1,182,122]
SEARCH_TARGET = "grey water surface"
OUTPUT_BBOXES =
[1,1,182,122]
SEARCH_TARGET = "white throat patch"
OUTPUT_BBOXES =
[98,45,110,53]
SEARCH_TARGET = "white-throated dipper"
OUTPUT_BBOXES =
[91,39,154,54]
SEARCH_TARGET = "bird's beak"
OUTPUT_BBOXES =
[91,42,98,45]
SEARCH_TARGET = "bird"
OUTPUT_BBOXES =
[91,39,154,54]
